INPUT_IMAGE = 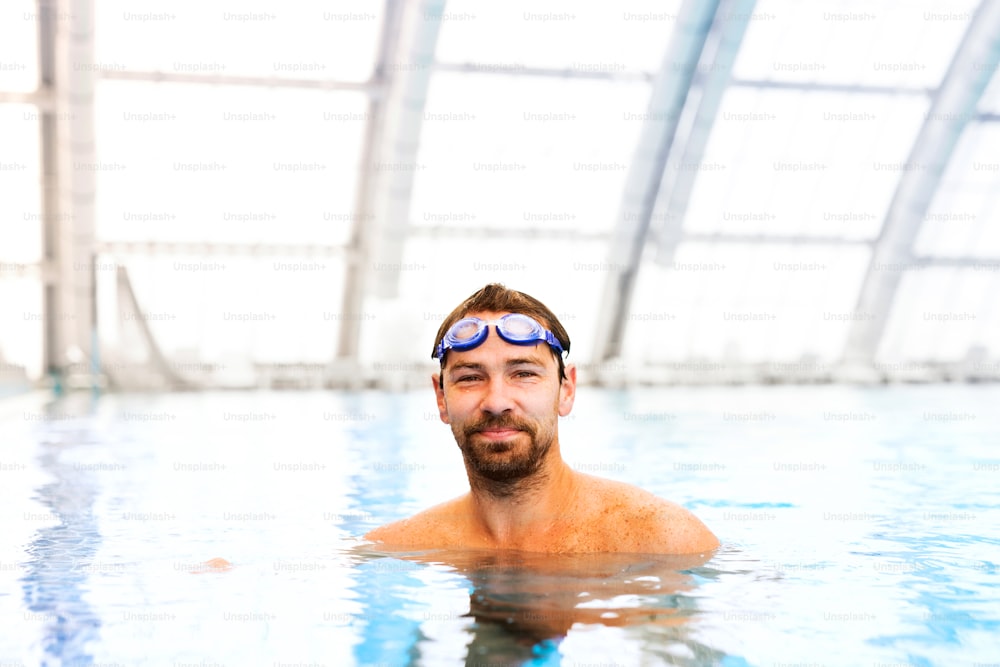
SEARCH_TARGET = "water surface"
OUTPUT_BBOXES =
[1,386,998,665]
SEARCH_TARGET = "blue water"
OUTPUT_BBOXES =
[1,385,998,666]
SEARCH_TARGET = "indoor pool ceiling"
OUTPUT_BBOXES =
[1,0,999,390]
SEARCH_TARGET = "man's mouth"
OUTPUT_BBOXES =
[477,428,521,440]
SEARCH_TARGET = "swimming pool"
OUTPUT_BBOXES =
[1,385,998,666]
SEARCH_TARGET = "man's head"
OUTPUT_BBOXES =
[430,284,575,496]
[432,283,571,388]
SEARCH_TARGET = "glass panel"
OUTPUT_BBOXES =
[411,72,650,233]
[94,0,383,82]
[385,236,609,370]
[94,81,367,245]
[629,242,871,363]
[107,256,344,369]
[682,87,927,240]
[0,278,42,382]
[877,268,1000,362]
[0,104,41,262]
[435,0,681,73]
[916,122,1000,258]
[0,0,38,92]
[732,0,980,88]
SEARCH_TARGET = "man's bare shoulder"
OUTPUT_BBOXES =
[363,495,472,548]
[576,473,720,555]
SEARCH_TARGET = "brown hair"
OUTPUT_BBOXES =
[433,283,571,386]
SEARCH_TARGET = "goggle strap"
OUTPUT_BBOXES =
[545,331,564,355]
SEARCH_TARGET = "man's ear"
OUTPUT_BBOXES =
[431,373,450,424]
[558,363,577,417]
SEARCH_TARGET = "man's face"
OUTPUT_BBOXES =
[432,311,576,490]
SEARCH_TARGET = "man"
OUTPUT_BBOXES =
[365,283,718,554]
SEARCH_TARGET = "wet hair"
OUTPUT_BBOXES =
[433,283,571,388]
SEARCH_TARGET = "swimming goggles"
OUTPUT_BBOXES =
[434,313,565,360]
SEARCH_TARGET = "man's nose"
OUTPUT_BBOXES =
[479,375,515,415]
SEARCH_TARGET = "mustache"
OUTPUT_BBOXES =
[463,415,535,438]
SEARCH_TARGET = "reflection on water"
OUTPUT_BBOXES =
[345,544,732,666]
[21,398,103,667]
[5,387,999,665]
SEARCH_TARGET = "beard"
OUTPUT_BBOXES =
[453,413,554,497]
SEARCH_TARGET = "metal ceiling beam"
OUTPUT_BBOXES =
[728,78,931,97]
[909,256,1000,269]
[591,0,751,363]
[410,226,610,241]
[99,69,376,92]
[93,241,353,258]
[682,232,864,246]
[53,0,99,386]
[336,0,445,361]
[0,90,54,107]
[842,0,1000,366]
[38,0,60,379]
[335,0,404,361]
[38,0,98,386]
[433,61,653,83]
[91,232,888,252]
[652,0,757,270]
[408,227,869,245]
[362,0,444,300]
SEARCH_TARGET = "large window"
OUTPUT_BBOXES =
[2,0,998,386]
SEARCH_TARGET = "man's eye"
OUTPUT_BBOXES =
[515,371,537,378]
[457,376,481,383]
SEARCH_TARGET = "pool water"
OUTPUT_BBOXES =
[1,385,998,666]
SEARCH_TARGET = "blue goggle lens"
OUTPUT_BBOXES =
[500,314,538,339]
[450,319,483,343]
